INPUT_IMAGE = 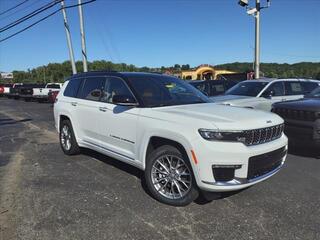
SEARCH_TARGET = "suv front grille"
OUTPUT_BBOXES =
[243,124,284,146]
[273,108,317,122]
[247,147,286,180]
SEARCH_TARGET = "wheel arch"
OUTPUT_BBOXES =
[142,134,195,171]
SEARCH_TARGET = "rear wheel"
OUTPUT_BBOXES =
[59,120,80,155]
[145,145,198,206]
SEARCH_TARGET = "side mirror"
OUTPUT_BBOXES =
[262,90,274,99]
[112,95,138,107]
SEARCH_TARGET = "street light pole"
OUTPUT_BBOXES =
[78,0,88,72]
[61,0,77,75]
[239,0,270,80]
[254,0,261,79]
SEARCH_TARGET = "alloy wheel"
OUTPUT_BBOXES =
[151,155,192,200]
[60,125,72,151]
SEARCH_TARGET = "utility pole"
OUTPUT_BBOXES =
[61,0,77,75]
[254,0,260,79]
[78,0,88,72]
[43,66,46,83]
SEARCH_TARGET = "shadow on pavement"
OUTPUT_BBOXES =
[80,147,244,205]
[0,118,32,126]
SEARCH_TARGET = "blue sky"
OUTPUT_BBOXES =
[0,0,319,72]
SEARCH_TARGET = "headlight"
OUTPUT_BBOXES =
[198,129,245,143]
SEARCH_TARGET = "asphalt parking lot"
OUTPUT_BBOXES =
[0,97,319,240]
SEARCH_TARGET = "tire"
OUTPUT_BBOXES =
[59,120,80,155]
[145,145,199,206]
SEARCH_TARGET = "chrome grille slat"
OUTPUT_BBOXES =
[244,124,284,146]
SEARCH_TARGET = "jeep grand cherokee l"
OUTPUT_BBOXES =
[272,87,320,150]
[54,72,288,206]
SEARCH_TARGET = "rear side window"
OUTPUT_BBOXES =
[63,79,82,98]
[78,77,105,101]
[301,82,319,94]
[101,77,134,103]
[284,82,303,95]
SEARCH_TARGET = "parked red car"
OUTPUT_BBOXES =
[0,85,4,96]
[48,90,59,103]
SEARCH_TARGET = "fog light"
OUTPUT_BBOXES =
[212,165,241,182]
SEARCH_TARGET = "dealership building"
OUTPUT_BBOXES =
[181,65,237,80]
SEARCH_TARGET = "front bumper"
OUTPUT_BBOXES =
[190,134,288,192]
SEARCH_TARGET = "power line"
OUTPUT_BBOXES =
[0,0,96,43]
[0,0,44,22]
[0,0,63,33]
[0,0,30,16]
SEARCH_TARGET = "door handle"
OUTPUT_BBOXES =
[71,102,77,106]
[99,107,108,112]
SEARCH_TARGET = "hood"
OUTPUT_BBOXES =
[210,94,256,105]
[150,103,283,131]
[274,98,320,112]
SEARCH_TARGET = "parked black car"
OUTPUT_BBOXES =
[19,83,46,101]
[188,80,242,97]
[272,87,320,148]
[7,83,23,99]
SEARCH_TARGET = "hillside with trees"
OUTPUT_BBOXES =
[215,62,320,79]
[1,61,320,83]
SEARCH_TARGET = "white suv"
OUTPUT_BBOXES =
[54,72,288,206]
[211,79,320,111]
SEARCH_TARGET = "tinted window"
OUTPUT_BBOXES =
[189,82,209,95]
[209,82,225,96]
[127,75,210,107]
[307,87,320,98]
[47,84,61,89]
[78,77,104,101]
[101,77,134,103]
[284,82,304,95]
[225,81,268,97]
[64,79,82,98]
[264,82,285,97]
[301,82,319,94]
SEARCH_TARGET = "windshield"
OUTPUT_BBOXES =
[127,75,211,107]
[225,81,268,97]
[306,87,320,98]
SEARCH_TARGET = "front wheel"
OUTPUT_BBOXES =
[59,120,80,155]
[145,145,198,206]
